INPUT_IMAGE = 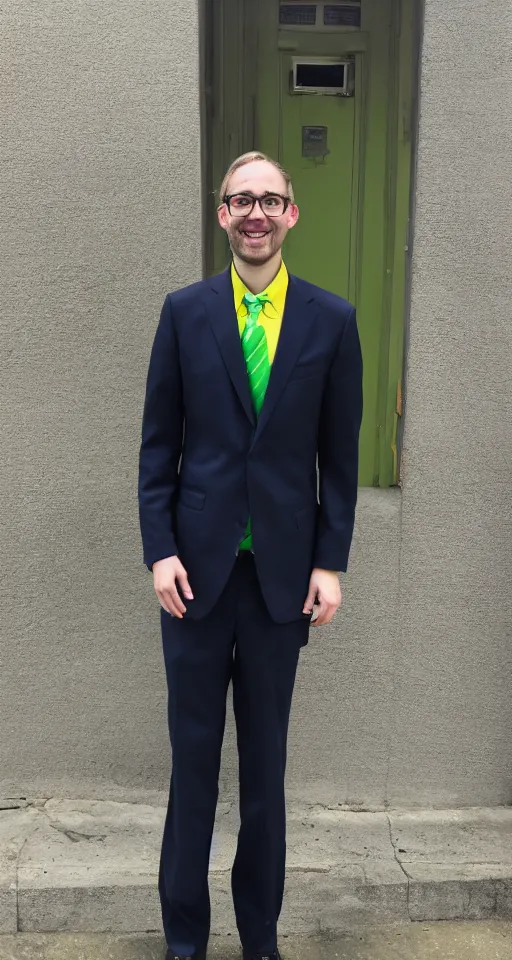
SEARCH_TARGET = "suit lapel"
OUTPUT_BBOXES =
[255,275,316,441]
[205,269,255,426]
[205,270,316,435]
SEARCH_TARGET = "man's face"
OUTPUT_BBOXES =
[217,160,299,266]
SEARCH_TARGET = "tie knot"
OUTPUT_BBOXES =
[242,292,271,321]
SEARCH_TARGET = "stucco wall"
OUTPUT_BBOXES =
[390,0,512,805]
[1,0,511,809]
[0,0,203,800]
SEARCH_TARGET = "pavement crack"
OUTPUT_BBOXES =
[15,834,28,931]
[463,894,474,920]
[40,803,106,842]
[0,798,31,811]
[63,829,106,843]
[49,822,106,843]
[386,813,413,920]
[15,816,39,933]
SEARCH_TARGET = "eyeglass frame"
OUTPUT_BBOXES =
[222,191,292,218]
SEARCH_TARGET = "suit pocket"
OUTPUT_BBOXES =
[178,486,206,511]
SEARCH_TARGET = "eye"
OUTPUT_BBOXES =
[231,195,251,208]
[264,196,280,206]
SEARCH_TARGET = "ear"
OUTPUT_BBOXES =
[217,203,229,230]
[285,203,300,229]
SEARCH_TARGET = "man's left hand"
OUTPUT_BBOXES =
[303,568,341,626]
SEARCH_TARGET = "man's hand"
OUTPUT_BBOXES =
[153,556,194,618]
[303,568,341,626]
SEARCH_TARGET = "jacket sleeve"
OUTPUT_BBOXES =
[313,306,363,572]
[138,294,183,568]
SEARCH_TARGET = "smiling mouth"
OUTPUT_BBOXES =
[240,230,269,240]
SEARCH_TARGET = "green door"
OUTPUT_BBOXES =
[207,0,417,487]
[279,55,357,299]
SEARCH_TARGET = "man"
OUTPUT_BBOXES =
[138,151,363,960]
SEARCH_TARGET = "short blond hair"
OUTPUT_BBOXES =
[219,151,295,204]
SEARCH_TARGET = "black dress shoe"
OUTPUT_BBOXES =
[243,952,281,960]
[166,951,206,960]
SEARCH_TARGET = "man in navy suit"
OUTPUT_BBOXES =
[138,152,363,960]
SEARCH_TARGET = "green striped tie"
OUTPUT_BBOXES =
[241,293,272,416]
[239,292,272,551]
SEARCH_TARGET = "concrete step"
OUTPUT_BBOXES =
[1,800,511,935]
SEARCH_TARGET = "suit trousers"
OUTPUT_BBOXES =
[159,552,310,955]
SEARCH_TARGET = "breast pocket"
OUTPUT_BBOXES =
[289,360,325,382]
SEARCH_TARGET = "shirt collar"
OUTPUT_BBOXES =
[231,260,288,311]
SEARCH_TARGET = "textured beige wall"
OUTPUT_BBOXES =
[0,0,202,799]
[1,0,511,809]
[389,0,512,805]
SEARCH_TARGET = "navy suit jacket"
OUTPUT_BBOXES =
[138,268,363,622]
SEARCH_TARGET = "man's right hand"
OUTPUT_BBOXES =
[153,556,194,618]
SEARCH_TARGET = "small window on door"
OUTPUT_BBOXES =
[291,58,352,96]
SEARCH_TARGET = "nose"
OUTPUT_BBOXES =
[245,199,268,222]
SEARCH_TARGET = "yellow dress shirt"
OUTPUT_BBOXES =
[231,260,289,363]
[232,260,289,552]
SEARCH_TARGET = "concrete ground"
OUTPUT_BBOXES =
[1,925,512,960]
[1,801,512,936]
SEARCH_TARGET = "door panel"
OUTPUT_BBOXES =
[279,55,356,298]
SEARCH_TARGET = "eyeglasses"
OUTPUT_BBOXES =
[223,192,291,218]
